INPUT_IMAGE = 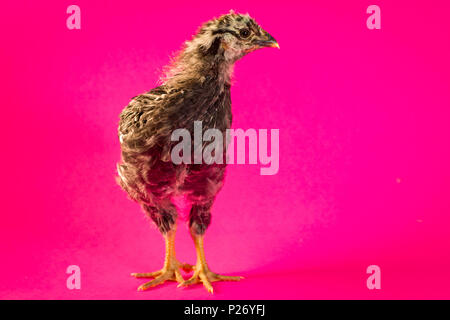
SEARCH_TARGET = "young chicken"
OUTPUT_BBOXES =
[117,11,279,293]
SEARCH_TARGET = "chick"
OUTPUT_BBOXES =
[117,11,279,293]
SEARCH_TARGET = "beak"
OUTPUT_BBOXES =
[254,31,280,49]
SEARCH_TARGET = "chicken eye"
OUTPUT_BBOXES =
[239,28,250,38]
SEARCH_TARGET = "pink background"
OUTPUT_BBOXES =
[1,1,449,299]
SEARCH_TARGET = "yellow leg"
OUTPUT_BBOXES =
[131,226,193,291]
[178,230,243,294]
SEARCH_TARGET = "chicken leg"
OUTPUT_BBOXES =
[131,226,193,291]
[178,229,242,293]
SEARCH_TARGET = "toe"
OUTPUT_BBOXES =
[174,269,184,283]
[199,272,214,294]
[178,274,200,288]
[131,271,162,278]
[213,275,242,282]
[137,274,169,291]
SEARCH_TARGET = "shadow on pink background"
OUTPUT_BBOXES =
[0,1,449,299]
